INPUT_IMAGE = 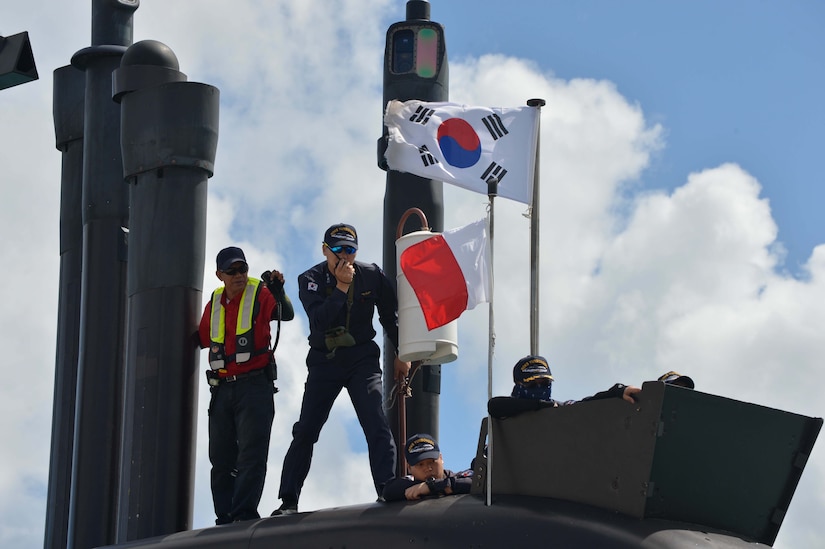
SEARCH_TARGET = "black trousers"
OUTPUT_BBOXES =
[208,371,274,523]
[278,342,396,504]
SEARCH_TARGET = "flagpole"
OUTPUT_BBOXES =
[486,176,497,506]
[527,98,545,355]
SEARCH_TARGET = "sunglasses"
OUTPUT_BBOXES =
[523,379,551,388]
[222,264,249,276]
[327,244,357,255]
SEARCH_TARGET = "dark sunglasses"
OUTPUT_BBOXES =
[329,245,357,255]
[222,264,249,276]
[523,379,551,388]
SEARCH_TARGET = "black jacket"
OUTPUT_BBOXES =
[488,383,631,419]
[382,469,473,502]
[298,260,399,353]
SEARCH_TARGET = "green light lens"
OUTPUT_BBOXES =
[416,28,438,78]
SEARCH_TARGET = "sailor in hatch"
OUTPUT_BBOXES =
[382,434,473,502]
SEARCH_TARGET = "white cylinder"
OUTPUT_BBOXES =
[396,230,459,364]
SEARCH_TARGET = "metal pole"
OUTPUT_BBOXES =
[45,63,85,549]
[67,2,137,546]
[380,0,448,445]
[527,98,545,355]
[485,177,498,506]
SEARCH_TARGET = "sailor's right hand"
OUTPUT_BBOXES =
[335,259,354,282]
[334,259,355,285]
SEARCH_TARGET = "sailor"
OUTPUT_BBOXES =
[489,355,642,418]
[272,223,410,515]
[382,434,473,502]
[196,246,294,524]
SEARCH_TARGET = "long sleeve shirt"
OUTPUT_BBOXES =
[298,260,400,354]
[382,469,473,502]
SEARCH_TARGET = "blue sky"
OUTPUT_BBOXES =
[2,1,823,548]
[439,1,825,275]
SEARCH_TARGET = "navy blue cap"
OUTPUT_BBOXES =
[324,223,358,249]
[513,355,553,385]
[404,434,440,466]
[216,246,247,271]
[658,371,695,389]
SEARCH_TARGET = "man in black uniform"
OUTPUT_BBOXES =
[490,356,696,418]
[489,355,641,418]
[272,223,410,515]
[382,434,473,502]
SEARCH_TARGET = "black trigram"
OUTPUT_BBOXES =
[409,105,435,125]
[480,162,507,183]
[418,145,439,167]
[481,113,509,140]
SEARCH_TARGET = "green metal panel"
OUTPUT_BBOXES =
[646,384,822,545]
[478,382,821,546]
[486,386,662,517]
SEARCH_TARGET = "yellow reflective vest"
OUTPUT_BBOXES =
[208,278,264,370]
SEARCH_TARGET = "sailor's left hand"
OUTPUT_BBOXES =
[405,482,430,501]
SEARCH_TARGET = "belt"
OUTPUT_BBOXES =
[219,368,266,384]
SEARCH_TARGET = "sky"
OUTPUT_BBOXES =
[2,0,824,547]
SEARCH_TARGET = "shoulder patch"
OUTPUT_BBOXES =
[307,281,318,292]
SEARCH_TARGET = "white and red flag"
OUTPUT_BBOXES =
[383,100,540,204]
[400,218,491,330]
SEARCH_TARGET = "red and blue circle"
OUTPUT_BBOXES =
[437,118,481,168]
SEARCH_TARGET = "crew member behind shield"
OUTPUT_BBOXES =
[272,223,410,516]
[382,434,473,502]
[488,355,641,419]
[195,246,295,524]
[489,356,695,419]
